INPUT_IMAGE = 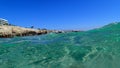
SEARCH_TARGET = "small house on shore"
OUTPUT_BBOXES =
[0,18,9,25]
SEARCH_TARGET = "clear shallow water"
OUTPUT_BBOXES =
[0,28,120,68]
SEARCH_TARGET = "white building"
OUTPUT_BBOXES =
[0,18,9,25]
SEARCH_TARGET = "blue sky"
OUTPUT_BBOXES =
[0,0,120,30]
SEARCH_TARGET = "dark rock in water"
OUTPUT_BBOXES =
[50,30,81,34]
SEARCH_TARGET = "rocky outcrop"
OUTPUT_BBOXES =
[0,25,48,38]
[0,19,82,38]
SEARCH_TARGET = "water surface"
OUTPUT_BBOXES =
[0,27,120,68]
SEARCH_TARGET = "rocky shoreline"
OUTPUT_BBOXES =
[0,25,81,38]
[0,18,81,38]
[0,25,48,38]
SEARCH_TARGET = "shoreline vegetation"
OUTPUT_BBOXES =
[0,18,81,38]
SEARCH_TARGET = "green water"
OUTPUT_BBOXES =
[1,23,120,68]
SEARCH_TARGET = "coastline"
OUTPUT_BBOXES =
[0,25,81,38]
[0,25,48,38]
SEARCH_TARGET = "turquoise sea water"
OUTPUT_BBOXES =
[1,23,120,68]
